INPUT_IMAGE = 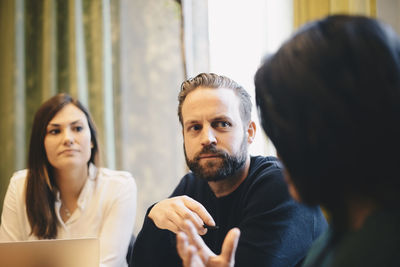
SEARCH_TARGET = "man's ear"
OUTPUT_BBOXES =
[246,121,256,144]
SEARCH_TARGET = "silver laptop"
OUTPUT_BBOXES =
[0,238,99,267]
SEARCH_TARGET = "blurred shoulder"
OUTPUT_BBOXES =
[251,155,283,170]
[97,167,136,187]
[9,169,29,185]
[249,156,284,182]
[245,156,287,199]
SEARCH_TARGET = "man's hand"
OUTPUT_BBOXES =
[177,220,241,267]
[148,195,216,235]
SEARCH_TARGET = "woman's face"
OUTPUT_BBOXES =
[44,104,92,171]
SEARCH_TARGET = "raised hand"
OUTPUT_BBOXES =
[177,220,241,267]
[148,195,216,235]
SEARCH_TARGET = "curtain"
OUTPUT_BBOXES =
[0,0,120,217]
[0,0,190,235]
[294,0,376,28]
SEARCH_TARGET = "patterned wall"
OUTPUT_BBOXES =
[119,0,187,234]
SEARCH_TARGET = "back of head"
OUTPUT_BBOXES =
[255,15,400,211]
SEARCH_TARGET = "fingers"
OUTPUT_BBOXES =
[177,231,205,267]
[182,220,214,263]
[177,231,189,260]
[220,228,240,265]
[162,218,181,234]
[187,245,205,267]
[180,221,240,267]
[182,196,216,227]
[178,222,241,267]
[149,196,214,235]
[175,197,209,235]
[149,201,181,234]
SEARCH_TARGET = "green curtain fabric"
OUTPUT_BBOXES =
[0,0,192,234]
[0,0,120,217]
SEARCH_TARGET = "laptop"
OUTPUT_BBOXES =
[0,238,99,267]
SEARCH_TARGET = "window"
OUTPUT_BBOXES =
[208,0,293,156]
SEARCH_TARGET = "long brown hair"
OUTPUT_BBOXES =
[25,93,99,239]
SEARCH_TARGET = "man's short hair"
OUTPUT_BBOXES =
[178,73,252,126]
[255,15,400,211]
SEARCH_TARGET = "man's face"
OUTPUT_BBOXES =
[182,87,250,181]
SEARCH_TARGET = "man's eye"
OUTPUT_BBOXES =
[214,121,231,128]
[188,125,201,132]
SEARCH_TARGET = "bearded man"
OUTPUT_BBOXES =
[131,73,327,267]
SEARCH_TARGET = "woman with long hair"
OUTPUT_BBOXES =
[0,93,137,267]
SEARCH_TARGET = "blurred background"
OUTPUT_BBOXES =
[1,0,399,235]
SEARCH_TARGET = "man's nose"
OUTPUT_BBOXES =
[200,127,217,146]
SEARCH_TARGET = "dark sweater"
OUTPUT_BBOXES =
[132,156,328,267]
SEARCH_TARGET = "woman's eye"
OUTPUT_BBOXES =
[75,126,83,132]
[48,129,60,135]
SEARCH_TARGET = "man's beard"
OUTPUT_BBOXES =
[184,135,248,182]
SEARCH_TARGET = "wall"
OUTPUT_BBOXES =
[377,0,400,34]
[119,0,186,234]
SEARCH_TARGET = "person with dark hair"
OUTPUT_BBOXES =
[177,15,400,267]
[0,93,137,267]
[132,73,327,266]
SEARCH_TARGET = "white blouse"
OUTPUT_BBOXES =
[0,164,137,267]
